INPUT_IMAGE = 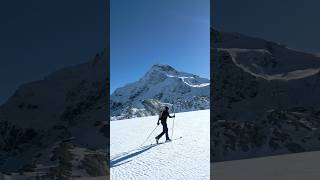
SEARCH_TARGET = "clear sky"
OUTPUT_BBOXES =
[212,0,320,54]
[110,0,210,93]
[0,0,105,105]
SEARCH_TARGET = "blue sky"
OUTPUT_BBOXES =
[212,0,320,54]
[0,0,105,104]
[110,0,210,93]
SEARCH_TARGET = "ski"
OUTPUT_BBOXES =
[151,136,182,146]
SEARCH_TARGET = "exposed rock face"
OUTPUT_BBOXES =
[211,28,320,162]
[0,49,109,179]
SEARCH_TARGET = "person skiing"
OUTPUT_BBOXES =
[155,106,175,143]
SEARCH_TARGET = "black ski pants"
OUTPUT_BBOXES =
[156,121,169,140]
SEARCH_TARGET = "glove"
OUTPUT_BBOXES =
[157,122,160,125]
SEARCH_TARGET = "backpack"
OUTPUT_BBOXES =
[158,109,165,120]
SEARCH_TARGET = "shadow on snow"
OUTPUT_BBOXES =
[110,137,182,168]
[110,144,159,168]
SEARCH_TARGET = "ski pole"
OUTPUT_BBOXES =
[171,103,175,139]
[139,125,158,147]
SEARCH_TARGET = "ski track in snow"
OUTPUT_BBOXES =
[110,110,210,180]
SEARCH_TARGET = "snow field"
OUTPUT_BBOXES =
[110,110,210,180]
[213,151,320,180]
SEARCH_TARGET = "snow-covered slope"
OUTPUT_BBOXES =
[110,110,210,180]
[0,50,109,179]
[211,28,320,162]
[111,64,210,120]
[213,151,320,180]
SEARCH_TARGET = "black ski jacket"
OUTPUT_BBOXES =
[159,110,173,123]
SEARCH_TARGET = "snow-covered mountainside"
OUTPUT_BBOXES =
[110,110,210,180]
[0,49,109,179]
[111,64,210,120]
[211,28,320,162]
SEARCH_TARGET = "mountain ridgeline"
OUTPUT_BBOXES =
[211,28,320,162]
[110,64,210,120]
[0,50,109,179]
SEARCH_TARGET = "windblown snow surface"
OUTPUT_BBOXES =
[110,110,210,180]
[213,151,320,180]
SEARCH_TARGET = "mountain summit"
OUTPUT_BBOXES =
[111,64,210,120]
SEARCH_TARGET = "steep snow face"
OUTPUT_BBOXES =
[211,28,320,162]
[0,50,109,178]
[110,110,210,180]
[111,64,210,120]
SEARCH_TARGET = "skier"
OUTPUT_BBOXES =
[155,106,175,143]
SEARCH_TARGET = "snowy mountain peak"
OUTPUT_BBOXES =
[211,28,320,162]
[150,64,177,73]
[111,64,209,120]
[0,50,108,178]
[141,64,179,81]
